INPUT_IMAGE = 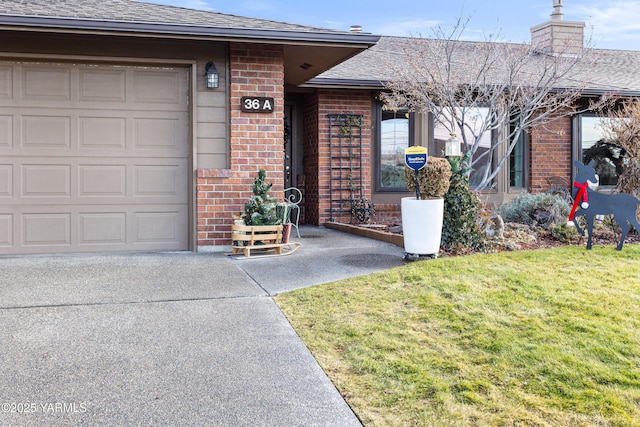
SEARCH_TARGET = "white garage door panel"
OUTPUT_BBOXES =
[79,117,126,148]
[22,213,71,246]
[24,116,71,148]
[0,66,11,97]
[0,157,188,204]
[79,69,127,102]
[0,115,11,145]
[0,164,12,195]
[0,61,190,255]
[23,66,71,100]
[0,214,12,246]
[0,205,189,253]
[79,212,127,244]
[79,165,127,196]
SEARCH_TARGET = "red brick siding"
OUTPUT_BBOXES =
[374,204,402,225]
[196,43,285,247]
[529,115,573,193]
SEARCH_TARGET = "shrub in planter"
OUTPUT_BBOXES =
[402,156,452,256]
[403,156,452,199]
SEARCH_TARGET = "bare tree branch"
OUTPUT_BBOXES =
[380,17,608,190]
[600,100,640,200]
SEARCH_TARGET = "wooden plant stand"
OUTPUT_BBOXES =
[231,224,285,257]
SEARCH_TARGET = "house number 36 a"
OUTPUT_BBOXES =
[241,96,274,113]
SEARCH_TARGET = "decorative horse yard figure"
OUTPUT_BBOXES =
[570,160,640,250]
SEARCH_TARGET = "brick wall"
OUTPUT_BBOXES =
[373,204,402,225]
[302,92,320,225]
[196,43,285,247]
[529,115,573,193]
[304,89,373,225]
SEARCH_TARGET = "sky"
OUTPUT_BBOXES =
[141,0,640,51]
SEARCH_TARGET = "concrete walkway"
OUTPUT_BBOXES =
[0,226,406,426]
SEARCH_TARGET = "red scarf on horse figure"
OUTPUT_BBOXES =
[568,181,589,221]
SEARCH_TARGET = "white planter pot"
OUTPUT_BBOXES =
[401,197,444,255]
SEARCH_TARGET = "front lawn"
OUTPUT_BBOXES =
[276,245,640,426]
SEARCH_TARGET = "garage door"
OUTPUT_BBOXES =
[0,62,190,255]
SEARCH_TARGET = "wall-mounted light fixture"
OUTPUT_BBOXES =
[205,62,219,89]
[445,133,461,157]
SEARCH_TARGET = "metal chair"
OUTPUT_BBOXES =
[282,187,302,238]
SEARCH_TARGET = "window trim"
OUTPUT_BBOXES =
[428,109,500,192]
[573,113,619,190]
[373,102,526,195]
[508,124,529,192]
[374,103,414,193]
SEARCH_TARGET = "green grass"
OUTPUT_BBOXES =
[275,245,640,426]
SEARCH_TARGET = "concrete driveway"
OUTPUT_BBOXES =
[0,227,406,426]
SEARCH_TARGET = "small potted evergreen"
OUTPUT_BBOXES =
[231,169,284,254]
[401,156,452,257]
[242,169,281,227]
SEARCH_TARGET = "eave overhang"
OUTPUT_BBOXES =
[301,77,385,90]
[0,14,380,85]
[579,88,640,98]
[0,14,380,46]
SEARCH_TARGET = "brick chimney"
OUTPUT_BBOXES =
[530,0,585,55]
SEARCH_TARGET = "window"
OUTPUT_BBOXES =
[374,104,522,194]
[509,135,525,187]
[377,107,412,190]
[509,120,527,189]
[432,108,493,189]
[577,115,623,187]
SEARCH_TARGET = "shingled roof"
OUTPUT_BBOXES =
[0,0,378,44]
[310,36,640,96]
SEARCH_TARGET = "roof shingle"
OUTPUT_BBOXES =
[0,0,371,40]
[313,36,640,95]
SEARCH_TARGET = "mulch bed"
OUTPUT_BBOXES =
[354,221,640,255]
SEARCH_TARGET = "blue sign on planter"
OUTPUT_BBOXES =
[405,146,428,171]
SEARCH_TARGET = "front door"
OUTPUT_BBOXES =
[284,104,294,188]
[283,98,305,225]
[284,101,303,189]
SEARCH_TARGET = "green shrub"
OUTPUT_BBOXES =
[243,169,281,226]
[549,222,581,243]
[442,156,483,251]
[498,192,571,229]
